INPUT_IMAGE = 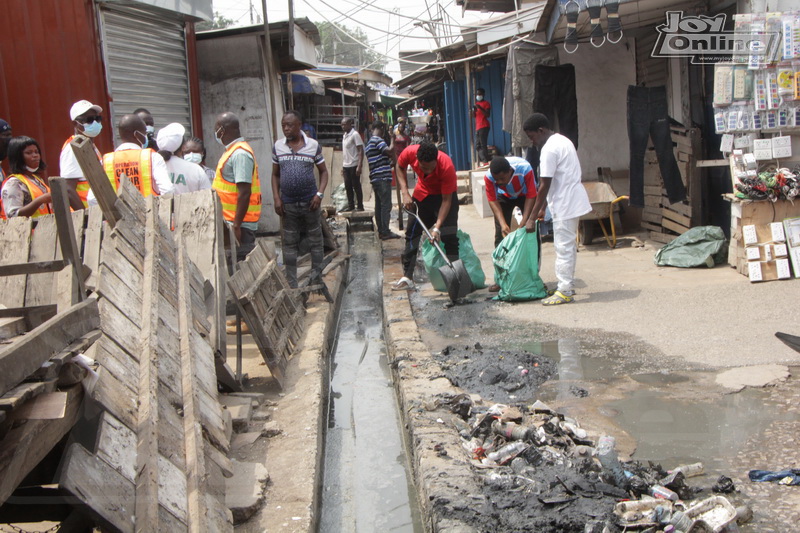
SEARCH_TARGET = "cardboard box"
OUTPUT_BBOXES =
[471,171,492,218]
[748,258,792,282]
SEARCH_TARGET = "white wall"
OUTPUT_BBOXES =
[559,38,637,179]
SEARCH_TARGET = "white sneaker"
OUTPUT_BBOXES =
[392,276,415,290]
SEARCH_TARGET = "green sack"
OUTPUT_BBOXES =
[421,230,486,291]
[332,183,348,212]
[492,228,547,301]
[654,226,728,268]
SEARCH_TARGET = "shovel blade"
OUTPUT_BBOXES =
[451,259,474,298]
[438,260,474,303]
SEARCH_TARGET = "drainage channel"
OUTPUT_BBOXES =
[318,227,423,533]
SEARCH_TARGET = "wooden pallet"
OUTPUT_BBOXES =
[227,241,305,389]
[60,179,233,532]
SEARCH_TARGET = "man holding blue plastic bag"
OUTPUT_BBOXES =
[484,155,538,292]
[523,113,591,305]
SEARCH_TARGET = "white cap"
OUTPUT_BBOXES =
[70,100,103,121]
[156,122,186,153]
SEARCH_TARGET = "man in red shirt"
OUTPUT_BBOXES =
[472,88,491,165]
[393,141,459,290]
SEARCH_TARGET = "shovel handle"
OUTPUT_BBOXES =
[402,206,453,266]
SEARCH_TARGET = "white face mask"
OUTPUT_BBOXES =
[476,95,484,101]
[215,126,225,146]
[183,152,202,165]
[145,125,155,134]
[25,165,39,173]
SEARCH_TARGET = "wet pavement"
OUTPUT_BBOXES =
[319,231,422,533]
[406,282,800,532]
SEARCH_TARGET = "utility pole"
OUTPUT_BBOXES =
[287,0,294,109]
[250,0,254,24]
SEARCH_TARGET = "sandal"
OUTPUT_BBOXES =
[392,277,415,291]
[605,0,623,43]
[542,290,574,305]
[586,0,606,47]
[563,0,581,54]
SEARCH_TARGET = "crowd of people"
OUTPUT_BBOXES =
[0,95,589,306]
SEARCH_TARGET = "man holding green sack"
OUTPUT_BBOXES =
[523,113,591,305]
[484,155,538,292]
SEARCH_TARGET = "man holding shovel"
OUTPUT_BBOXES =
[392,141,459,290]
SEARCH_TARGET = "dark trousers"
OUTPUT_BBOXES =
[282,201,324,288]
[493,196,527,247]
[475,127,490,163]
[534,64,579,149]
[627,85,686,207]
[236,227,256,262]
[343,166,363,210]
[402,193,459,279]
[372,179,393,236]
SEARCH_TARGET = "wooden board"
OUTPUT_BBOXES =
[83,206,105,291]
[0,298,99,397]
[25,215,59,307]
[661,207,691,229]
[0,217,33,308]
[662,217,689,235]
[650,231,678,244]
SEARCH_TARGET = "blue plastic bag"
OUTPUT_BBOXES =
[421,230,486,291]
[492,228,547,301]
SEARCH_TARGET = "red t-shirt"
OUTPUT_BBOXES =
[475,100,491,130]
[397,145,458,201]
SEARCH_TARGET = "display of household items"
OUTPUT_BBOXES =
[716,11,800,282]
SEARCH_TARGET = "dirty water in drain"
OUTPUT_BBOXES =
[319,232,423,533]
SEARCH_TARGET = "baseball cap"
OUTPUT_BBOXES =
[156,123,186,153]
[0,119,10,133]
[70,100,103,121]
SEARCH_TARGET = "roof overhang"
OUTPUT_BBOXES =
[100,0,212,21]
[305,64,393,85]
[465,3,546,46]
[539,0,713,44]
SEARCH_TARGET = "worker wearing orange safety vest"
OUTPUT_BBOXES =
[87,114,173,206]
[59,100,103,208]
[212,112,261,261]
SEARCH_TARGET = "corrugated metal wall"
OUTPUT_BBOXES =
[0,0,114,173]
[99,3,193,141]
[473,58,511,156]
[443,80,470,171]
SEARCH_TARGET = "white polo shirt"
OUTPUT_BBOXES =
[341,128,363,168]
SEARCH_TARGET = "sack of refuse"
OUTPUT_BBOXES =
[492,228,547,301]
[654,226,727,268]
[421,230,486,291]
[331,183,349,213]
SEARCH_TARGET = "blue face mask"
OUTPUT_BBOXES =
[82,121,103,138]
[136,130,149,149]
[183,152,202,165]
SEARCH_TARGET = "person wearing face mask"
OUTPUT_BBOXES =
[212,112,262,261]
[157,123,210,194]
[2,136,83,218]
[472,88,491,165]
[181,137,215,185]
[134,107,159,151]
[59,100,104,207]
[87,114,172,206]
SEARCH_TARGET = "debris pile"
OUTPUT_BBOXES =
[441,396,752,533]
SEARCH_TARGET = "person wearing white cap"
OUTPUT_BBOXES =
[59,100,104,207]
[157,123,210,195]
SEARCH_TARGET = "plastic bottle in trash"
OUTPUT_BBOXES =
[668,510,693,531]
[671,462,704,478]
[487,441,527,465]
[596,435,628,488]
[491,420,531,441]
[650,484,679,501]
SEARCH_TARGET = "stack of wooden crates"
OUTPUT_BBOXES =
[640,126,702,243]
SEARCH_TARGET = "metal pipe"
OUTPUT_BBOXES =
[261,0,278,138]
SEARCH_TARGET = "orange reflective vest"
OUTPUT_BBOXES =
[212,141,261,223]
[103,148,157,197]
[62,135,101,206]
[8,174,52,218]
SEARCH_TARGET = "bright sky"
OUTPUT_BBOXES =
[212,0,493,81]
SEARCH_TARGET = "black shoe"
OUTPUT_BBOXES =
[339,207,354,213]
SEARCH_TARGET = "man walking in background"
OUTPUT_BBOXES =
[340,117,364,212]
[365,122,400,241]
[472,87,491,165]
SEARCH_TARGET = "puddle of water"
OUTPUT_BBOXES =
[319,233,422,533]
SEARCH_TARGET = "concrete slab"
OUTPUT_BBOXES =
[716,364,791,391]
[231,432,261,451]
[226,460,269,525]
[220,395,253,431]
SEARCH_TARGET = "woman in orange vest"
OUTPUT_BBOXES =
[1,136,82,218]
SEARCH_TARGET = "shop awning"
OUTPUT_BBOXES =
[327,86,362,98]
[380,93,408,106]
[286,73,326,95]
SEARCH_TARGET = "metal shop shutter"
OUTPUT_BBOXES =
[100,3,192,139]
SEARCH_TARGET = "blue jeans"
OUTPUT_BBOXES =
[372,179,393,236]
[282,201,324,288]
[627,85,686,207]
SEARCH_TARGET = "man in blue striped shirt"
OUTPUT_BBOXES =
[365,122,400,240]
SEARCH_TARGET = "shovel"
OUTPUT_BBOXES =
[404,206,474,302]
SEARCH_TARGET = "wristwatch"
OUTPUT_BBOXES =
[316,192,324,199]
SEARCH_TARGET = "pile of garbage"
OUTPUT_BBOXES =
[734,166,800,202]
[443,397,752,533]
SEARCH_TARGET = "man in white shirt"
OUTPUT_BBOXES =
[523,113,591,305]
[87,114,173,205]
[60,100,104,207]
[340,117,364,212]
[156,122,211,194]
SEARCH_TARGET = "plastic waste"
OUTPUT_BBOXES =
[596,435,628,489]
[491,227,547,301]
[650,484,679,501]
[669,510,694,530]
[491,420,532,441]
[672,462,705,478]
[487,441,527,465]
[654,226,727,268]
